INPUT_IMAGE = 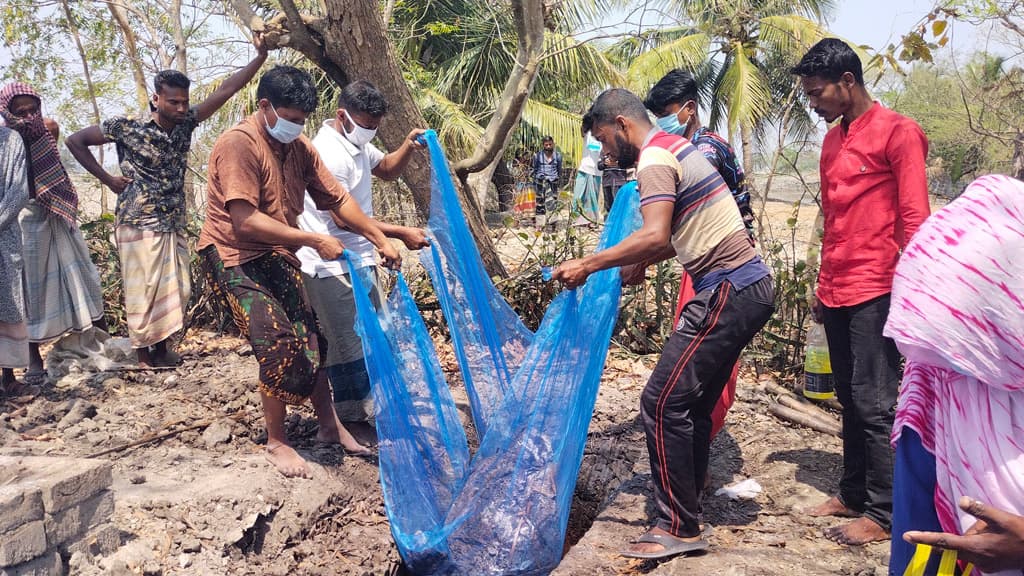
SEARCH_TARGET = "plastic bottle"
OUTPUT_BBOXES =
[803,322,835,400]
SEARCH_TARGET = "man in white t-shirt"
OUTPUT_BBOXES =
[297,80,428,436]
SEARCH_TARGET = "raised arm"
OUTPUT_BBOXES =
[194,33,269,123]
[65,125,131,194]
[372,128,426,181]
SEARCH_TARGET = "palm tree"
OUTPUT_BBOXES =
[611,0,836,176]
[389,0,622,205]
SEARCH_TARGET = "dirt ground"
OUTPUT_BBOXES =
[0,194,898,576]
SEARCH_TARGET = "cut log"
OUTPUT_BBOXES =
[766,381,842,413]
[777,395,841,428]
[768,403,841,437]
[765,381,800,400]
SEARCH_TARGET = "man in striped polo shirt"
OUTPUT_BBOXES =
[554,88,775,559]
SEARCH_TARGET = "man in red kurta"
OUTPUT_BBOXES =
[792,38,930,546]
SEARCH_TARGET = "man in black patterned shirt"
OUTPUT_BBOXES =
[67,34,268,367]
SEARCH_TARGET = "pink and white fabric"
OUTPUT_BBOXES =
[885,174,1024,576]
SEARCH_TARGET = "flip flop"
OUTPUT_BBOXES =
[619,532,709,559]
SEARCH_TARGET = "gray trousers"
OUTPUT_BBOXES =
[303,268,380,422]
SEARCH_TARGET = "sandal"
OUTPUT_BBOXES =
[620,531,709,560]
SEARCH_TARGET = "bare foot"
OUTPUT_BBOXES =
[1,373,39,400]
[265,442,311,478]
[825,517,889,545]
[316,424,372,455]
[807,496,861,518]
[342,421,378,448]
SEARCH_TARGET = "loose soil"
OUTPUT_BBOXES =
[0,194,897,576]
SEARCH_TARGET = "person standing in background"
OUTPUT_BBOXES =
[793,37,930,546]
[531,135,562,227]
[573,123,602,225]
[0,82,106,386]
[0,124,30,394]
[66,33,269,367]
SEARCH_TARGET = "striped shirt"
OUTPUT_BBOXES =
[637,129,759,285]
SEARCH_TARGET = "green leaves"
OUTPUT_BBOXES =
[719,41,771,138]
[624,32,710,92]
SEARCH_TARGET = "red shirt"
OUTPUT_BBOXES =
[817,102,930,308]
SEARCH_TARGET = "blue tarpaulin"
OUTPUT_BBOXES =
[346,130,640,575]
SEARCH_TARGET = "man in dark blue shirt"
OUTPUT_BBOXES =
[531,135,562,225]
[645,69,755,237]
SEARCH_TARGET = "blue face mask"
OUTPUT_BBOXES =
[263,105,304,144]
[656,112,685,136]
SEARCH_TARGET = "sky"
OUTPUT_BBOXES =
[829,0,1019,60]
[830,0,940,53]
[595,0,1017,63]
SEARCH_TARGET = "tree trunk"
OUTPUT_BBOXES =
[108,1,150,115]
[1013,131,1024,181]
[382,0,397,27]
[492,158,515,212]
[740,120,757,203]
[60,0,108,215]
[170,0,187,74]
[453,0,546,212]
[228,0,508,276]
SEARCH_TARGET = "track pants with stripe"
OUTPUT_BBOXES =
[641,276,775,538]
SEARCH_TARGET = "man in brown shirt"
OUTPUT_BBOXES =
[199,66,401,478]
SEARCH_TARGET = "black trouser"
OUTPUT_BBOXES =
[642,276,775,538]
[534,178,558,215]
[821,293,900,531]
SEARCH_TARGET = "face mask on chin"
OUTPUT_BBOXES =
[342,110,377,147]
[263,105,304,144]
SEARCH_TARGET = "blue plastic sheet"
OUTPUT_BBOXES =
[346,130,640,575]
[419,139,533,439]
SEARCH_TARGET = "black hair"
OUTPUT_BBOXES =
[643,69,699,116]
[584,88,650,129]
[153,70,191,94]
[542,135,554,143]
[581,112,593,136]
[256,65,319,113]
[791,38,864,85]
[337,80,388,118]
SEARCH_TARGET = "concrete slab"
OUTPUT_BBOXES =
[44,489,115,547]
[0,550,62,576]
[0,520,46,568]
[0,487,44,534]
[0,456,112,513]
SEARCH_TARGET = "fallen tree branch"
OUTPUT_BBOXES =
[86,413,242,458]
[765,380,842,413]
[777,395,840,427]
[768,403,841,437]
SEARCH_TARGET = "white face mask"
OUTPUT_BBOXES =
[263,105,304,144]
[342,110,377,147]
